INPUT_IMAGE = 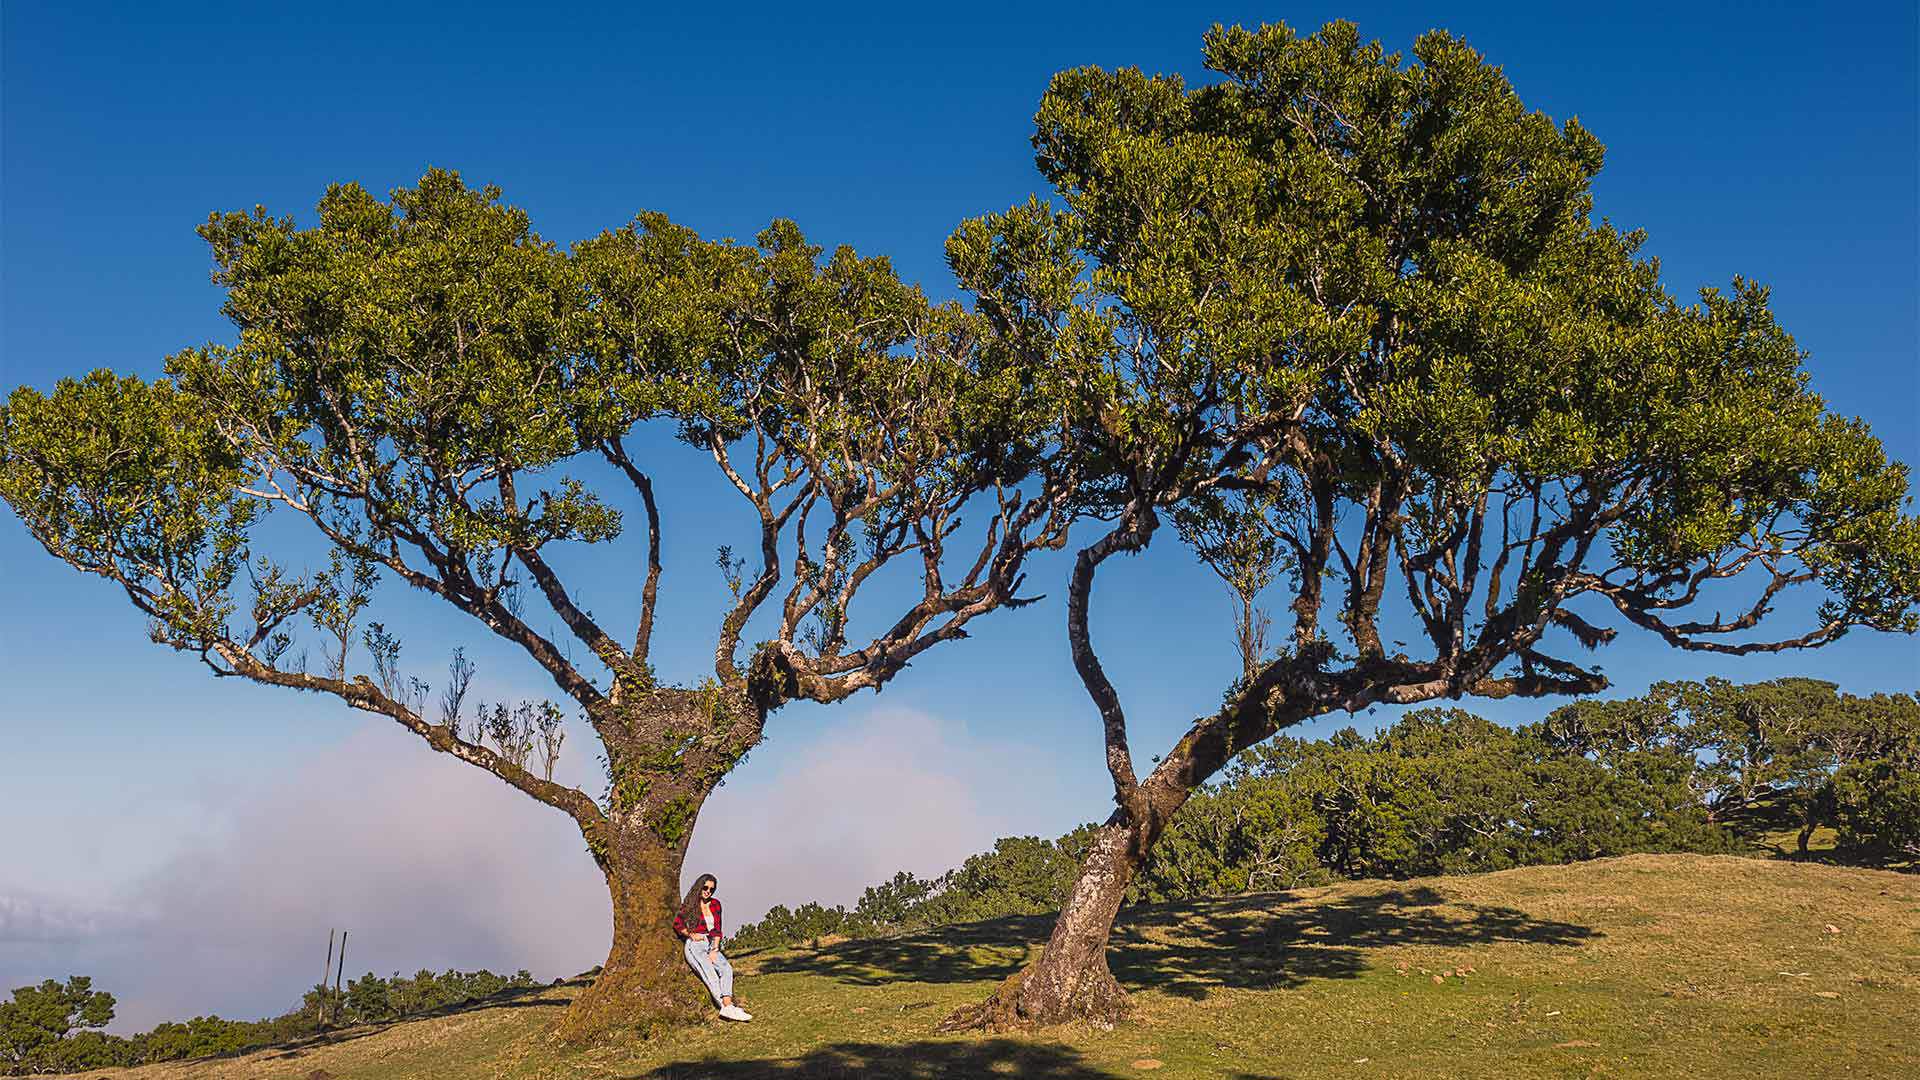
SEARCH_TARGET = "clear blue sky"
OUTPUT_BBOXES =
[3,0,1916,1024]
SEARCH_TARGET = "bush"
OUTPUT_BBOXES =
[1829,759,1920,857]
[0,968,540,1074]
[730,836,1086,951]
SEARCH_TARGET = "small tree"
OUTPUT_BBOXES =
[0,976,115,1075]
[0,172,1075,1036]
[944,21,1920,1028]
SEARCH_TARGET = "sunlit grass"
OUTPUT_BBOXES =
[72,854,1920,1079]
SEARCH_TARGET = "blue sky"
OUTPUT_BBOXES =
[3,1,1916,1026]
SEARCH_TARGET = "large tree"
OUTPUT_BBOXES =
[943,21,1920,1028]
[0,172,1075,1037]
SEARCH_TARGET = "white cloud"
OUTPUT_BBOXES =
[687,705,1052,926]
[0,893,118,945]
[2,723,608,1030]
[0,704,1061,1031]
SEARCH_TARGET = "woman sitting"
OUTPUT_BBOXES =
[673,873,751,1021]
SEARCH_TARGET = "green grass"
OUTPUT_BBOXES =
[69,854,1920,1079]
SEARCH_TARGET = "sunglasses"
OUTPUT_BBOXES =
[701,885,715,893]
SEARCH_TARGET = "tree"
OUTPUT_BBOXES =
[0,977,115,1075]
[917,836,1086,924]
[1128,752,1328,902]
[1829,759,1920,858]
[852,870,944,934]
[1576,677,1920,855]
[943,21,1920,1028]
[0,172,1075,1037]
[1664,677,1849,832]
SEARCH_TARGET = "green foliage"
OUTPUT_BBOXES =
[851,870,945,934]
[921,836,1085,923]
[0,373,255,654]
[1137,706,1734,898]
[1134,763,1330,901]
[0,969,541,1075]
[570,209,1065,541]
[134,1015,259,1063]
[731,836,1087,951]
[649,794,699,846]
[1573,677,1920,857]
[144,171,627,666]
[935,23,1920,999]
[732,901,862,952]
[183,170,606,549]
[953,19,1919,709]
[1829,760,1920,857]
[0,976,115,1075]
[0,169,1077,869]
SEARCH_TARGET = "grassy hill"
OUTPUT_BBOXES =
[69,854,1920,1079]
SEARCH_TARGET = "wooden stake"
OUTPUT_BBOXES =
[336,930,349,999]
[321,929,335,1024]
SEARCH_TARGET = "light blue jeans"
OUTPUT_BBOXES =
[683,937,733,1005]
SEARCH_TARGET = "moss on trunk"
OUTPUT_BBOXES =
[555,822,710,1041]
[555,686,763,1042]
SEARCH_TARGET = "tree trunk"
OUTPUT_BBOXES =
[554,815,712,1041]
[946,692,1274,1032]
[1008,814,1143,1025]
[554,685,763,1042]
[946,785,1188,1031]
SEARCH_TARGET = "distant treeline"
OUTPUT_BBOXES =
[0,968,537,1075]
[731,678,1918,952]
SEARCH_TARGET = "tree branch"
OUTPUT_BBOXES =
[1068,508,1157,801]
[604,437,664,672]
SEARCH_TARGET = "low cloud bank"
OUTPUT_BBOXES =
[687,705,1053,925]
[0,893,118,945]
[3,726,609,1030]
[2,705,1059,1030]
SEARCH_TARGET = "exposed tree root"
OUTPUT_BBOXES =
[939,963,1132,1033]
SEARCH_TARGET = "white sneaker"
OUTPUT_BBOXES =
[719,1004,751,1022]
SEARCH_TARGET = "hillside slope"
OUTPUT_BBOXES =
[69,854,1920,1079]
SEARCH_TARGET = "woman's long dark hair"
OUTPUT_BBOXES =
[678,873,718,926]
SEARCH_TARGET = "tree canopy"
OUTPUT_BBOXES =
[0,977,115,1076]
[945,19,1920,1029]
[0,171,1077,1035]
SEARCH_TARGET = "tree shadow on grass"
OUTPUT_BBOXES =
[748,914,1054,987]
[1112,886,1599,999]
[757,886,1598,1001]
[626,1038,1121,1079]
[257,983,571,1061]
[1761,844,1918,873]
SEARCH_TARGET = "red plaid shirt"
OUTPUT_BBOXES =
[673,897,723,941]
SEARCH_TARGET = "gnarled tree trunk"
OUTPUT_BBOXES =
[1000,812,1147,1027]
[555,685,762,1042]
[556,815,710,1039]
[947,776,1194,1030]
[946,666,1310,1033]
